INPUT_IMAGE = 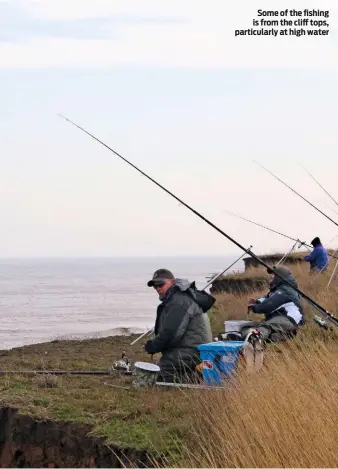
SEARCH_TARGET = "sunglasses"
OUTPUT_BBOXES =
[153,281,166,289]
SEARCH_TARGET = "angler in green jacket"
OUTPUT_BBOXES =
[145,269,214,382]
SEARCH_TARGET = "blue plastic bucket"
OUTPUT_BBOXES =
[197,341,244,385]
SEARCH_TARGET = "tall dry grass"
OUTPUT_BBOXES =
[179,260,338,468]
[182,339,338,467]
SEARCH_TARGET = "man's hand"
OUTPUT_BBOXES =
[248,298,257,306]
[144,340,155,354]
[144,342,150,353]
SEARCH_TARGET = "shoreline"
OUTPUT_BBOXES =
[0,255,232,353]
[0,326,151,351]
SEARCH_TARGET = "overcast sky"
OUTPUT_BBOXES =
[0,0,337,258]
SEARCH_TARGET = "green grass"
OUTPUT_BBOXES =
[0,335,194,455]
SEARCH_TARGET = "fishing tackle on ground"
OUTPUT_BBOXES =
[313,315,329,330]
[110,351,133,373]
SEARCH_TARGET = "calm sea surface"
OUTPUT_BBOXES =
[0,256,243,349]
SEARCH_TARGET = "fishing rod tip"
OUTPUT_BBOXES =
[252,160,264,169]
[57,114,74,124]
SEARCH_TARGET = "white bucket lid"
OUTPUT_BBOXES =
[135,361,160,373]
[224,320,251,324]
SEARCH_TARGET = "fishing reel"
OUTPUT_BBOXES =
[218,332,242,341]
[297,240,306,249]
[217,328,264,344]
[313,315,329,330]
[246,329,264,343]
[110,351,133,374]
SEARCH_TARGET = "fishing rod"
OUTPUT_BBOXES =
[0,351,134,376]
[254,161,338,228]
[224,211,338,262]
[201,246,253,290]
[224,210,310,249]
[58,115,338,328]
[299,162,338,208]
[327,260,338,288]
[130,245,253,346]
[0,370,119,376]
[223,210,338,266]
[324,203,338,216]
[276,240,299,266]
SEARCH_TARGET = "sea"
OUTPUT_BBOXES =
[0,256,243,350]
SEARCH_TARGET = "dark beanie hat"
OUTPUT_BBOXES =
[311,237,321,247]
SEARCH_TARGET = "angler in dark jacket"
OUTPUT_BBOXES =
[304,237,328,272]
[240,266,304,342]
[145,269,214,382]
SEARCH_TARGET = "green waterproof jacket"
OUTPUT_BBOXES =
[145,279,214,369]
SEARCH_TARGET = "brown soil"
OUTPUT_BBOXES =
[0,407,153,468]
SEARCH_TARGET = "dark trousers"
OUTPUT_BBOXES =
[157,353,202,383]
[240,316,298,342]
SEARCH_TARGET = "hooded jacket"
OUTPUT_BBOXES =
[144,279,214,366]
[250,267,304,326]
[304,237,328,270]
